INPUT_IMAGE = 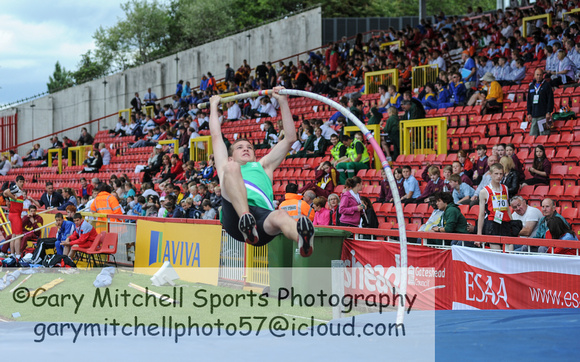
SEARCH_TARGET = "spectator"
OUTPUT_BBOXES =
[449,72,467,105]
[461,50,477,89]
[9,150,23,168]
[382,107,400,160]
[77,127,94,146]
[225,63,235,84]
[522,145,551,186]
[527,68,554,136]
[429,192,468,245]
[329,134,347,166]
[476,72,504,115]
[24,143,44,161]
[457,150,474,179]
[547,217,579,255]
[500,156,520,197]
[377,167,405,203]
[452,161,473,186]
[534,198,571,243]
[60,213,97,259]
[54,212,75,256]
[312,196,330,226]
[418,165,444,203]
[510,195,543,252]
[448,174,475,205]
[335,134,370,185]
[130,92,142,113]
[255,121,278,150]
[327,193,341,226]
[58,188,77,211]
[99,143,111,166]
[360,196,379,229]
[339,176,364,227]
[299,161,338,198]
[210,186,222,211]
[201,199,216,220]
[81,149,103,173]
[387,84,402,110]
[279,183,314,221]
[549,49,575,87]
[143,88,158,107]
[505,143,525,183]
[376,84,391,112]
[0,155,12,176]
[226,101,242,122]
[400,165,421,204]
[477,163,512,247]
[33,182,64,209]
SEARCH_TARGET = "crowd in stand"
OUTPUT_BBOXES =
[1,0,579,262]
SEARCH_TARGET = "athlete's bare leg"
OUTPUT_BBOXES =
[220,160,249,217]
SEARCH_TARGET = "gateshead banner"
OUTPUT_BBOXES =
[341,239,453,310]
[452,246,580,310]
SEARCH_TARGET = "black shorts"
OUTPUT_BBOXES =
[221,198,278,246]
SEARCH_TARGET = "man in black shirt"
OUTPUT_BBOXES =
[33,182,64,209]
[527,68,554,136]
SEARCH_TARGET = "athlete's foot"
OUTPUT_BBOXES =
[239,212,259,245]
[297,216,315,257]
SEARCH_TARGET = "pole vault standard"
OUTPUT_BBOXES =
[200,89,408,325]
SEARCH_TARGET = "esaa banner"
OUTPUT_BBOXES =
[341,239,452,310]
[452,246,580,310]
[134,220,222,285]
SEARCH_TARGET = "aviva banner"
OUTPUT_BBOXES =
[134,220,222,285]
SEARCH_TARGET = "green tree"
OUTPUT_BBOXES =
[72,50,110,85]
[47,61,74,93]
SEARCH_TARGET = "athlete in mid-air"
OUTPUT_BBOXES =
[209,87,315,256]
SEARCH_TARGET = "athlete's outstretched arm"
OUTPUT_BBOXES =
[209,95,229,176]
[260,87,296,176]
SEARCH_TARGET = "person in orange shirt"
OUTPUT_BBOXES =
[279,183,315,221]
[90,183,123,232]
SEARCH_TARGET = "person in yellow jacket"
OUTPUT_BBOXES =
[335,134,370,185]
[90,183,123,232]
[279,183,315,221]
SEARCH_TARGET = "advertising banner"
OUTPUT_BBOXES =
[134,220,222,285]
[452,246,580,310]
[341,239,453,310]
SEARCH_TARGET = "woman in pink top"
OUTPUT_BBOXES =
[339,176,364,227]
[313,197,330,226]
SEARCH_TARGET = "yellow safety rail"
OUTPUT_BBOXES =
[67,145,94,167]
[343,125,382,170]
[364,69,399,95]
[399,117,447,155]
[145,105,155,117]
[412,64,439,90]
[522,14,551,37]
[47,149,63,174]
[380,40,403,51]
[563,9,580,21]
[0,207,11,235]
[244,244,269,286]
[190,136,213,162]
[118,108,131,123]
[158,140,179,155]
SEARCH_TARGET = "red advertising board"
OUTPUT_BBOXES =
[341,239,453,310]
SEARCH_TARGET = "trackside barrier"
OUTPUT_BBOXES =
[364,69,399,94]
[190,136,212,162]
[245,243,269,286]
[412,64,439,90]
[344,125,382,170]
[522,14,551,38]
[399,117,447,155]
[219,230,246,283]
